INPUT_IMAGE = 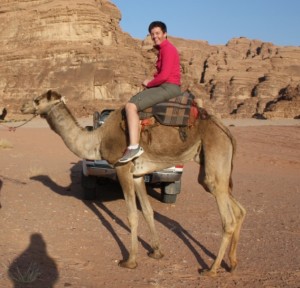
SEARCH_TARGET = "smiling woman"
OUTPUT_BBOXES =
[118,20,182,163]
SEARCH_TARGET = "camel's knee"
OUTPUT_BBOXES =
[143,209,154,222]
[127,211,138,229]
[218,200,238,234]
[215,207,236,238]
[223,220,236,235]
[237,205,246,223]
[231,197,246,223]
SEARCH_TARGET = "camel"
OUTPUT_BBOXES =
[21,90,246,276]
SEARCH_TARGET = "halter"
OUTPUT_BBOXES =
[47,96,66,115]
[33,95,66,110]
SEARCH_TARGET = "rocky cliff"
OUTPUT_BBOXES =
[0,0,299,119]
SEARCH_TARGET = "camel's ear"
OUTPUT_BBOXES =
[47,90,52,100]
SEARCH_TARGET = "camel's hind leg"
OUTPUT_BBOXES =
[203,191,245,276]
[198,132,246,276]
[228,195,246,272]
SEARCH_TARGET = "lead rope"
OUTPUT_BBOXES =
[0,114,37,131]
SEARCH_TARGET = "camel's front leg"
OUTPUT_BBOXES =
[116,164,139,269]
[134,176,164,260]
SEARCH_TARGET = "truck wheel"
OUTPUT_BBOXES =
[81,172,97,200]
[161,181,181,203]
[161,193,177,204]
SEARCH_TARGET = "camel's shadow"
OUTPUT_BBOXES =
[31,161,229,272]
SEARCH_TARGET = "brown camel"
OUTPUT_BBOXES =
[21,90,246,276]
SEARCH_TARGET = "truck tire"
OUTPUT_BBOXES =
[81,172,97,200]
[161,193,177,204]
[161,180,181,203]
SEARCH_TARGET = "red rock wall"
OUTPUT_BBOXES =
[0,0,299,118]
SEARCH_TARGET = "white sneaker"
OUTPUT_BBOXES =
[118,146,144,163]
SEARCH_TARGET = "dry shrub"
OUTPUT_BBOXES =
[5,261,41,284]
[0,139,13,149]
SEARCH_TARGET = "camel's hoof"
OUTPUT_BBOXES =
[148,250,164,260]
[118,259,138,269]
[199,269,217,277]
[229,265,237,274]
[229,261,237,273]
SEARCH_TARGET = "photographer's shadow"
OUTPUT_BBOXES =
[8,233,58,288]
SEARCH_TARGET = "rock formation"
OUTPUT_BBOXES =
[0,0,299,119]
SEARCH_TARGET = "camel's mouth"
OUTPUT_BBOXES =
[20,103,36,115]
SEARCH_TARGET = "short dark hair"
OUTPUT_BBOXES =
[148,21,167,34]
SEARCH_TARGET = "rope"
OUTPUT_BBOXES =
[0,115,37,131]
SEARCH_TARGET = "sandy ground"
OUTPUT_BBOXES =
[0,117,300,288]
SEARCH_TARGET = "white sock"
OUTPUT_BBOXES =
[128,144,139,150]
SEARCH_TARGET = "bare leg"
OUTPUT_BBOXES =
[125,102,140,146]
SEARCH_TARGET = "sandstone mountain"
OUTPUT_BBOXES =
[0,0,299,119]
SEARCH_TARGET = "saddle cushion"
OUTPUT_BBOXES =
[139,90,196,126]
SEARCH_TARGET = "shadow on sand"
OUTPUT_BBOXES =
[8,233,58,288]
[30,160,229,272]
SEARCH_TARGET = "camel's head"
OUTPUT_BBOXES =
[21,90,66,116]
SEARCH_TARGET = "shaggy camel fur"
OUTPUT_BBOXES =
[21,90,246,276]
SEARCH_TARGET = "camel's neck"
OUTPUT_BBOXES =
[45,103,102,160]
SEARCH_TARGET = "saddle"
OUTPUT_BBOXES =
[138,90,200,127]
[120,90,209,142]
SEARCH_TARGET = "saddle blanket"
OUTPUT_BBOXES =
[139,90,198,126]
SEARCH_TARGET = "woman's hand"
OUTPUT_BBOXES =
[142,79,152,87]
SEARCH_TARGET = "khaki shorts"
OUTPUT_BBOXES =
[129,83,181,111]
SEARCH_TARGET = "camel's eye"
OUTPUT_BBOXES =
[34,99,39,105]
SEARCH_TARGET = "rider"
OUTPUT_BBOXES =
[118,21,181,163]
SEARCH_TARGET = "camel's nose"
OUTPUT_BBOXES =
[20,103,28,114]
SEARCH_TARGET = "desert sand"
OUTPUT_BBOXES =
[0,117,299,287]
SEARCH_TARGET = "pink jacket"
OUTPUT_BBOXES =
[147,39,181,88]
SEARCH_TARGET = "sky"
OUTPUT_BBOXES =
[111,0,300,47]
